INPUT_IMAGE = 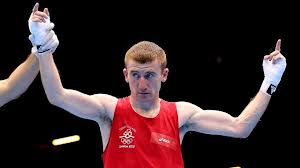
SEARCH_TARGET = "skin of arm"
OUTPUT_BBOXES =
[0,2,55,108]
[178,39,286,140]
[32,3,117,149]
[178,91,270,139]
[0,53,39,107]
[37,52,117,121]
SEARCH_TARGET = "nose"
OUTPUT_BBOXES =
[138,77,148,90]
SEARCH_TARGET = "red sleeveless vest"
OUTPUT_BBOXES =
[102,97,184,168]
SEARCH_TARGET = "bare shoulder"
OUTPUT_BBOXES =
[176,101,203,127]
[0,79,7,93]
[91,94,118,120]
[0,80,9,106]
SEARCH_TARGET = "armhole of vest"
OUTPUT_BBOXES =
[164,100,180,130]
[103,98,123,157]
[172,102,180,130]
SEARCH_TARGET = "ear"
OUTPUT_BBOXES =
[123,68,129,83]
[161,68,169,82]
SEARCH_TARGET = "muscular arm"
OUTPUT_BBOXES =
[38,52,117,121]
[178,39,286,139]
[0,53,39,107]
[178,91,270,139]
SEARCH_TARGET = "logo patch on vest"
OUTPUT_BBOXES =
[150,132,177,150]
[118,125,136,148]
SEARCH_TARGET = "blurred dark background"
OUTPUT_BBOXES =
[0,0,297,167]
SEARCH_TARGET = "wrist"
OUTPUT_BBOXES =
[31,45,51,57]
[260,79,277,95]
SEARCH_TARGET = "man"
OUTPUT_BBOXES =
[35,6,286,168]
[0,3,58,108]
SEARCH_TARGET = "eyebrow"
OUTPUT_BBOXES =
[130,70,156,73]
[130,70,139,73]
[127,65,156,69]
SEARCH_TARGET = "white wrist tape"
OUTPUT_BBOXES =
[31,32,59,57]
[260,79,277,95]
[260,54,286,95]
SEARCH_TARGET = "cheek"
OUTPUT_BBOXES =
[152,80,161,88]
[128,80,138,87]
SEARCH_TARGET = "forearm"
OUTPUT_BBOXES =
[236,91,271,137]
[38,52,65,103]
[4,53,39,99]
[236,40,286,137]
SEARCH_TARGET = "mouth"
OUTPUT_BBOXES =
[138,92,150,95]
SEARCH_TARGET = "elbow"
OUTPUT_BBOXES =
[230,128,250,139]
[8,93,21,101]
[46,90,65,106]
[233,125,252,139]
[237,130,251,139]
[231,118,255,139]
[48,96,59,106]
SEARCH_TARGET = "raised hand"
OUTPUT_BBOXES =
[261,39,287,95]
[28,3,58,55]
[28,2,54,46]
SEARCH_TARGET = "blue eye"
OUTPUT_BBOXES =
[132,72,140,79]
[144,73,155,79]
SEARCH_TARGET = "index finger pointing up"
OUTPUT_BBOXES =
[32,2,39,13]
[275,39,281,52]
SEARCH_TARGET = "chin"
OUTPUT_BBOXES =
[137,94,153,101]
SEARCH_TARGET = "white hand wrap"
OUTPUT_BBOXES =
[260,54,287,95]
[28,12,54,46]
[29,30,59,56]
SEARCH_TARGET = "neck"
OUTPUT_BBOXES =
[130,96,160,117]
